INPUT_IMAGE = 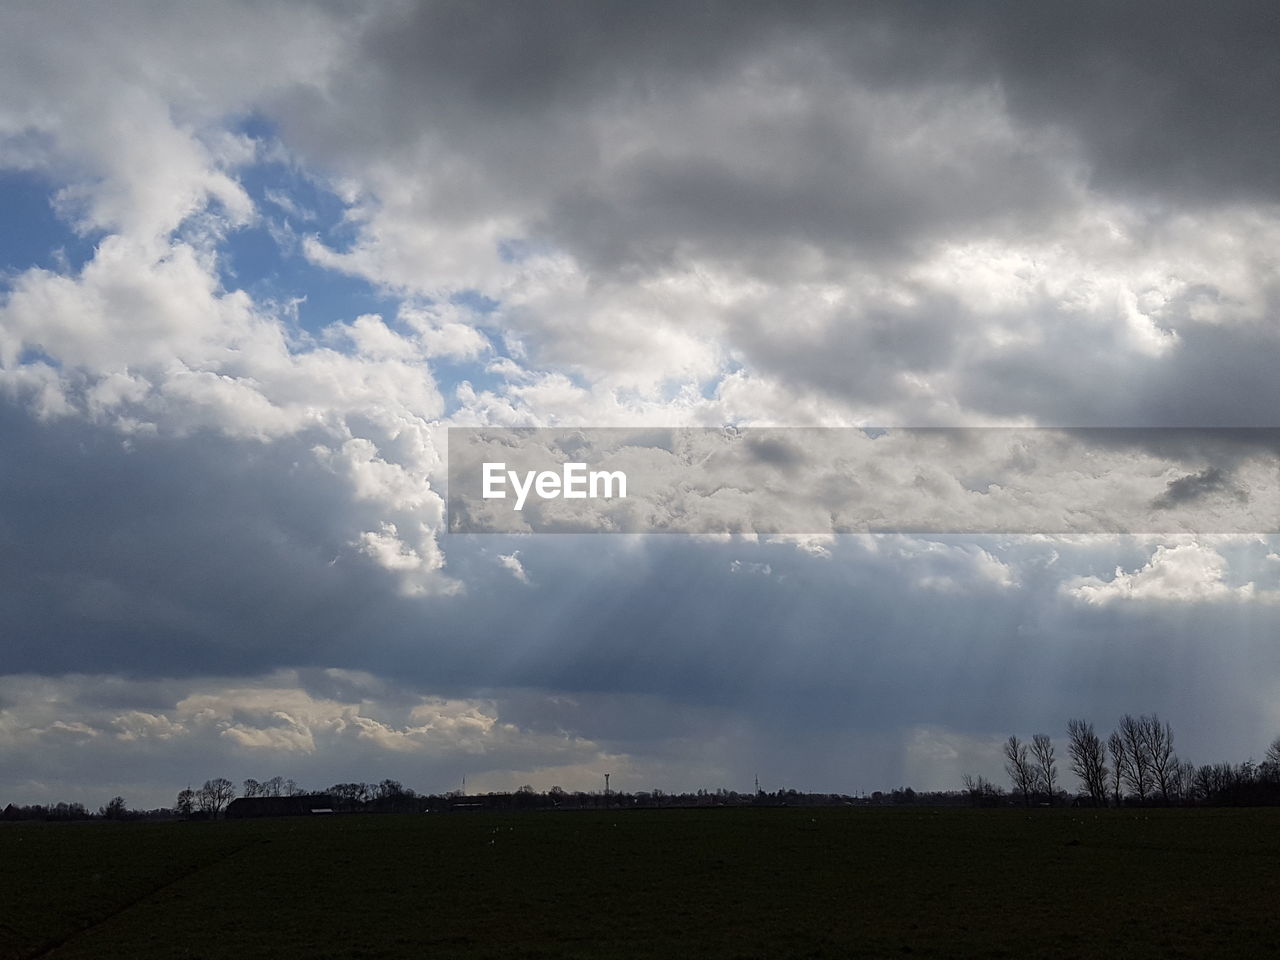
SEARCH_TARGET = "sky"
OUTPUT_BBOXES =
[2,0,1279,809]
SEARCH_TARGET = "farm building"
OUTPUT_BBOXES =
[224,794,336,819]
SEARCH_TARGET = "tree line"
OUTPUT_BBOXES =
[6,726,1280,821]
[0,797,173,822]
[176,778,874,817]
[971,716,1280,807]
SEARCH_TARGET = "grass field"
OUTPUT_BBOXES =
[2,806,1279,959]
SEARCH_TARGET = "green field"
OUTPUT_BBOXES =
[3,807,1279,959]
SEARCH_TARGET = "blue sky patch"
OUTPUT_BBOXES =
[0,171,102,280]
[218,144,400,337]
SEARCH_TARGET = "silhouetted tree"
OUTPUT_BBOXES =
[1066,719,1109,806]
[372,779,416,812]
[962,774,1004,807]
[242,778,262,798]
[1116,715,1152,802]
[1176,760,1197,803]
[1141,714,1177,804]
[99,796,127,820]
[328,782,370,810]
[176,789,194,816]
[1031,734,1057,800]
[1262,757,1280,788]
[1108,730,1127,805]
[1004,735,1037,806]
[1193,763,1217,802]
[197,778,235,818]
[375,779,406,800]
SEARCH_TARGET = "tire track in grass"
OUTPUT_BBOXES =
[24,838,270,960]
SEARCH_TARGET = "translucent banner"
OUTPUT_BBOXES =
[446,427,1280,534]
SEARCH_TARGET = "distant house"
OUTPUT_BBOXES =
[224,794,336,819]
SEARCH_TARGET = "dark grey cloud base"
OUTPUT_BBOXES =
[344,0,1280,207]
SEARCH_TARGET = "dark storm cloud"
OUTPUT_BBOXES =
[538,124,1069,278]
[292,1,1075,270]
[957,0,1280,204]
[0,399,402,676]
[326,1,1280,219]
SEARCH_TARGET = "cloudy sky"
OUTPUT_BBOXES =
[2,0,1279,809]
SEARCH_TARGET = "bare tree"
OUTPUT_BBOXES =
[1117,715,1152,802]
[242,778,262,798]
[262,775,285,797]
[328,782,370,811]
[1197,762,1241,802]
[1067,719,1109,806]
[176,788,195,816]
[962,774,1004,807]
[371,778,417,812]
[375,778,406,801]
[1141,715,1177,804]
[1193,764,1216,802]
[1261,739,1280,786]
[1031,734,1057,801]
[1108,730,1128,805]
[1176,760,1197,804]
[197,778,235,818]
[1004,735,1037,806]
